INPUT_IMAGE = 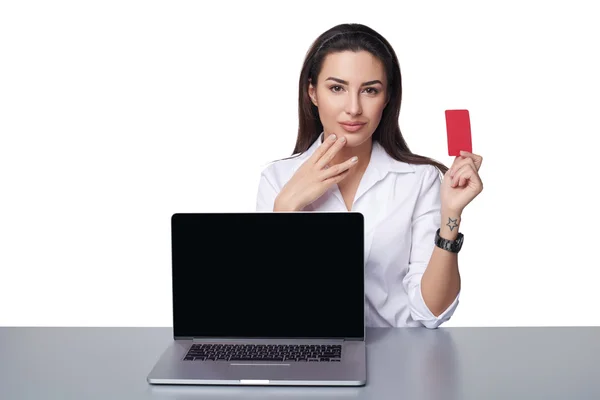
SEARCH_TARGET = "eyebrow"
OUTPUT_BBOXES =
[325,77,383,86]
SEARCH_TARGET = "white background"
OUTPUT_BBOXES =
[1,0,598,327]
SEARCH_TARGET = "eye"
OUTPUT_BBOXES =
[364,87,379,94]
[330,85,344,93]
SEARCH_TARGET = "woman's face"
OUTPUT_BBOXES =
[308,50,389,148]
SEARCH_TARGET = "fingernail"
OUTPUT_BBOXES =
[351,156,358,163]
[340,136,346,143]
[330,134,337,141]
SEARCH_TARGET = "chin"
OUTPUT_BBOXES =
[340,131,373,148]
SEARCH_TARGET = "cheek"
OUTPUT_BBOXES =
[318,92,341,109]
[366,98,387,118]
[369,97,385,115]
[316,95,342,121]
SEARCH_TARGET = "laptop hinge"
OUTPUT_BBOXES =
[186,337,349,343]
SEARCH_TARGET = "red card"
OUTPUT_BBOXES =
[445,109,472,156]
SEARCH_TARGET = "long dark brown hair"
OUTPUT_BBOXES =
[293,23,448,175]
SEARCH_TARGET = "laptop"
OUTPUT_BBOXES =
[146,212,366,386]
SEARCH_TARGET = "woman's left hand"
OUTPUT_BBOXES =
[440,150,484,214]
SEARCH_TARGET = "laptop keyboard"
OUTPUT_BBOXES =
[184,343,342,362]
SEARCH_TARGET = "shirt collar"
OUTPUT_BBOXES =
[303,132,415,175]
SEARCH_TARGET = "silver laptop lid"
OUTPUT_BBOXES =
[171,212,365,340]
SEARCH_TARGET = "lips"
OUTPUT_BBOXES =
[340,121,366,126]
[339,121,366,132]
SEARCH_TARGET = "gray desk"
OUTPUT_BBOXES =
[1,327,599,399]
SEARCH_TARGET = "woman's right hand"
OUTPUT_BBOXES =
[274,134,358,211]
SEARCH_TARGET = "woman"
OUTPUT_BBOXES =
[255,23,483,329]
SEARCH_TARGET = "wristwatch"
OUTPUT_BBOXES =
[434,228,464,253]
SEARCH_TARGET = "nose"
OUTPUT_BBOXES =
[344,92,362,116]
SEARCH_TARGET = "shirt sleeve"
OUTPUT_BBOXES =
[256,169,279,212]
[402,165,460,329]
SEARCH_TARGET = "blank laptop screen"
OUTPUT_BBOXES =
[171,212,364,339]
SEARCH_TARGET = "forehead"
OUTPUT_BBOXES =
[318,50,386,83]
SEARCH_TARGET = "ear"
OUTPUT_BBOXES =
[308,80,318,107]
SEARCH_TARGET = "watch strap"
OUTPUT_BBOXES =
[434,228,464,253]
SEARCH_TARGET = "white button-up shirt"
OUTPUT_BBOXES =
[255,133,459,329]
